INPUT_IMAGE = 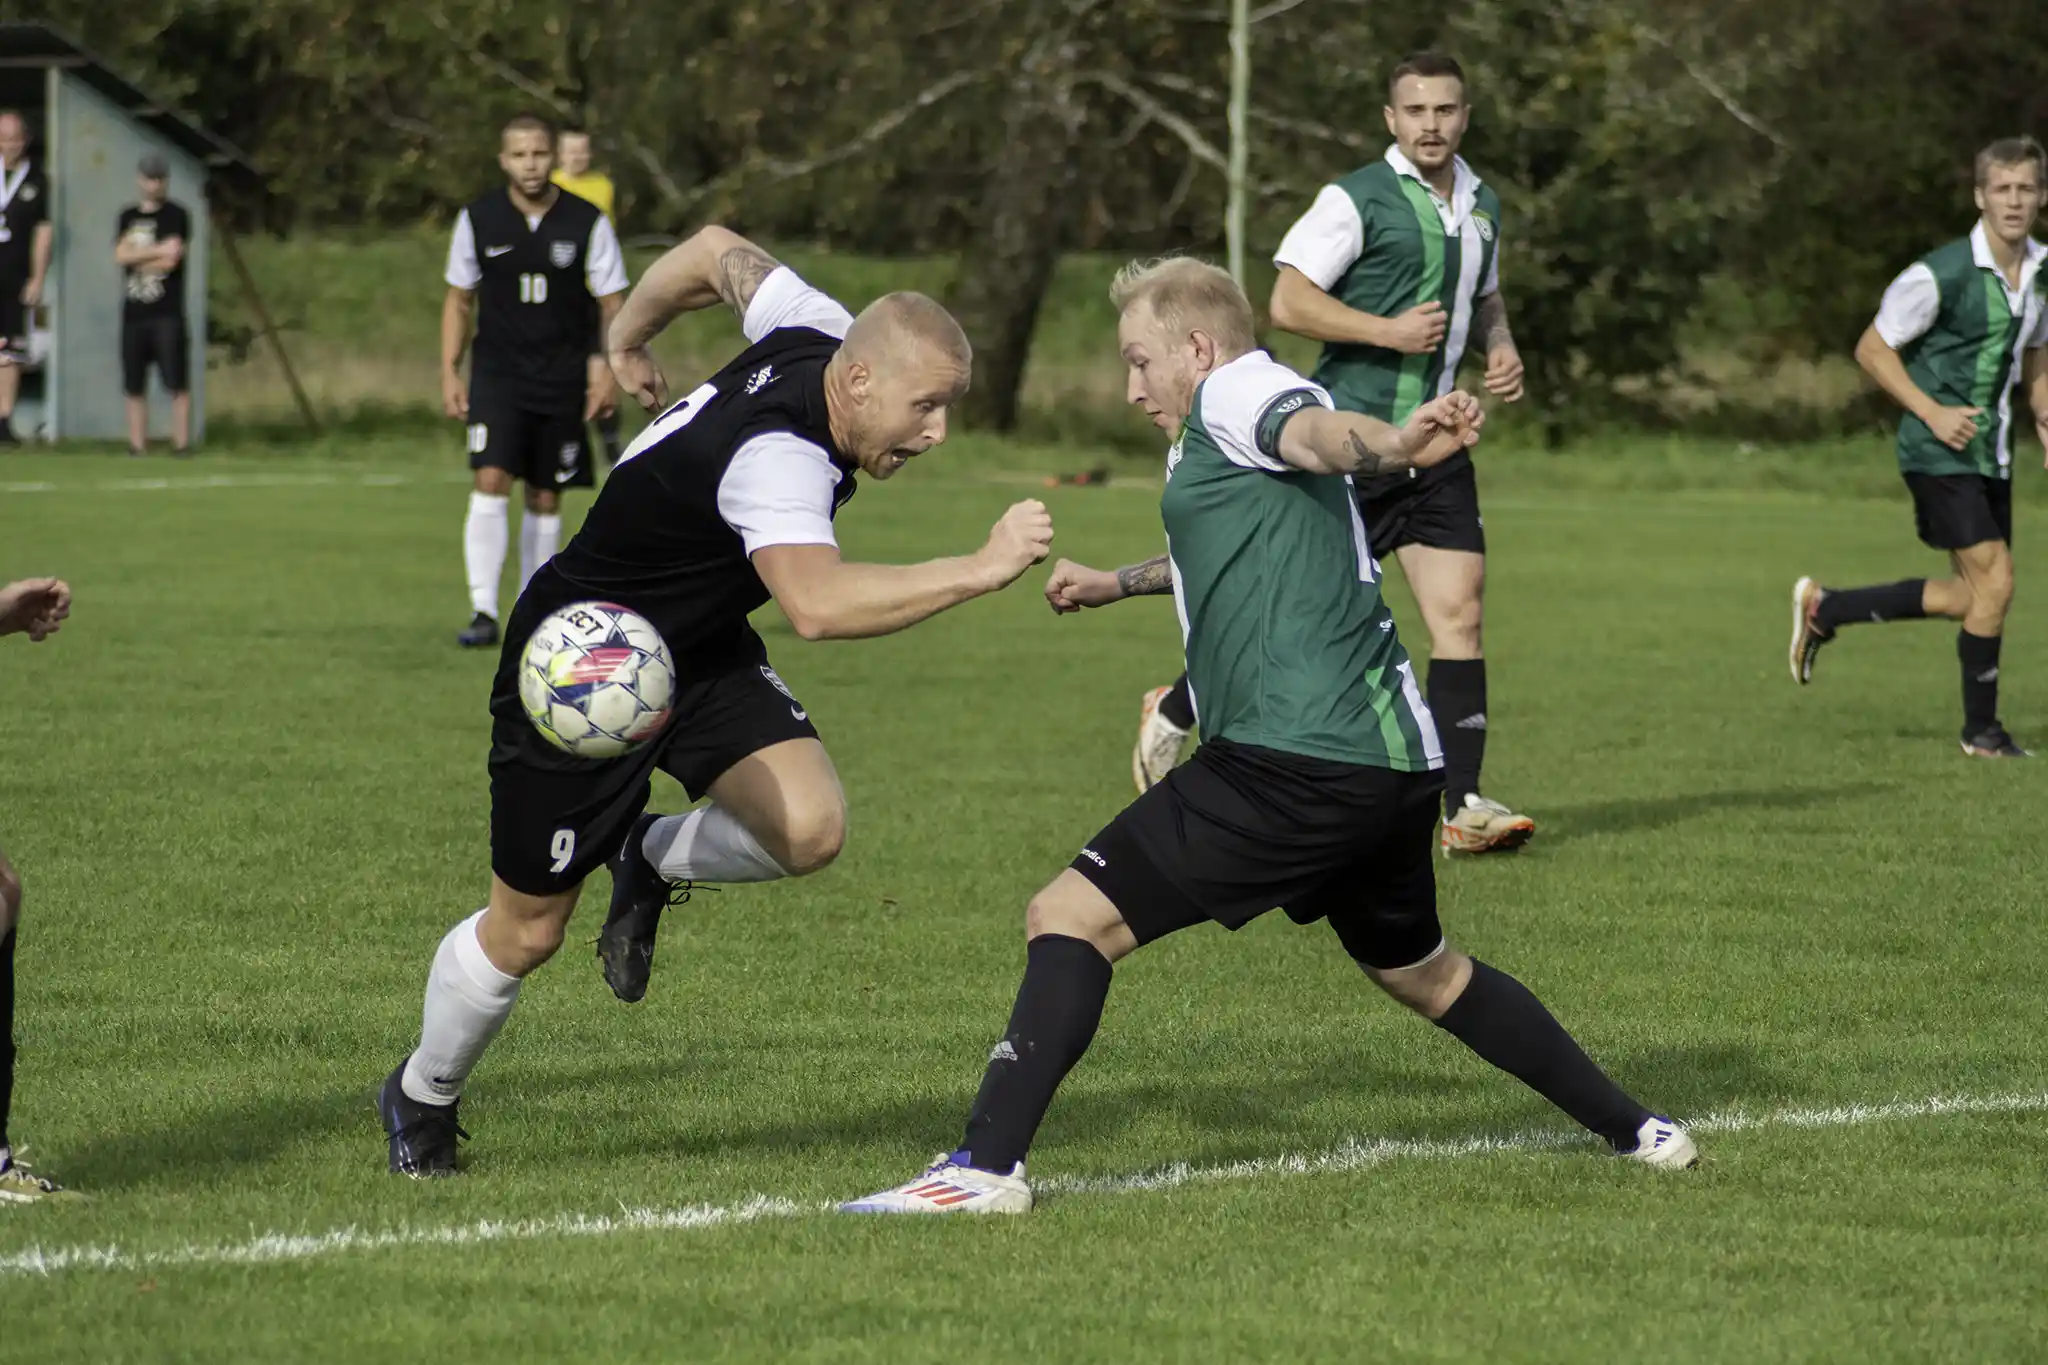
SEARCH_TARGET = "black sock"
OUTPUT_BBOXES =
[1159,673,1195,730]
[1816,579,1926,632]
[1428,658,1487,816]
[1434,959,1650,1148]
[597,411,623,465]
[1,926,15,1153]
[1959,630,2002,734]
[959,934,1112,1173]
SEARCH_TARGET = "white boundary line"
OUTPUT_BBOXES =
[0,471,472,495]
[3,1090,2041,1279]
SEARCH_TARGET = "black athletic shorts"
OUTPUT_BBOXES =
[1904,472,2012,550]
[121,315,190,396]
[487,614,819,896]
[467,379,593,490]
[1070,737,1447,970]
[1357,452,1485,557]
[0,283,23,346]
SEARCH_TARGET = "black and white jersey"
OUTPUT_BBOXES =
[532,267,858,671]
[445,186,628,409]
[0,159,49,284]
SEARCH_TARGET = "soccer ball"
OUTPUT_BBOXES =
[518,601,676,758]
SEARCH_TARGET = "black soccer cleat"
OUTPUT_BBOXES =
[1961,724,2031,759]
[378,1063,469,1178]
[598,813,711,1003]
[456,612,500,649]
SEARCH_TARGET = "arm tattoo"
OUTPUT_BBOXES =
[1116,555,1175,597]
[1342,430,1402,477]
[713,245,781,317]
[1475,291,1514,353]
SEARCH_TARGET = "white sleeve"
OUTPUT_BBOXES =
[1873,263,1939,349]
[1272,185,1366,292]
[444,209,480,290]
[586,215,629,297]
[742,266,854,342]
[1198,357,1334,473]
[716,433,843,556]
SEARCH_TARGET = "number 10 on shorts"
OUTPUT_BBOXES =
[549,828,576,873]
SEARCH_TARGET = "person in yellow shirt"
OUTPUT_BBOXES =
[552,129,623,466]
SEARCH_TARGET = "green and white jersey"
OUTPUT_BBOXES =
[1273,145,1502,423]
[1874,221,2048,479]
[1161,350,1443,772]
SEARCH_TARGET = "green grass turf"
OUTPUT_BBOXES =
[0,438,2043,1363]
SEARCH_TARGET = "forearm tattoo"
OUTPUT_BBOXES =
[1116,555,1175,597]
[1342,430,1404,477]
[713,245,781,316]
[1475,291,1514,353]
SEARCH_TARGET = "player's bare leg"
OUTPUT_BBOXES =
[169,390,191,455]
[1399,544,1531,854]
[599,738,847,1002]
[124,394,149,457]
[0,359,19,443]
[461,466,515,647]
[380,876,580,1176]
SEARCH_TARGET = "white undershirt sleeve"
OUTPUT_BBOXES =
[585,215,629,297]
[716,433,844,555]
[444,209,480,290]
[1872,262,1940,349]
[742,266,855,342]
[1272,185,1366,292]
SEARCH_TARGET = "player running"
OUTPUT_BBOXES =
[377,226,1056,1176]
[443,113,629,649]
[1791,137,2047,758]
[844,258,1693,1215]
[0,575,77,1203]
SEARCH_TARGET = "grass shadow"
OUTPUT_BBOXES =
[1539,782,1893,848]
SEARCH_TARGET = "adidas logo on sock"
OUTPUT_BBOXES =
[1455,713,1488,730]
[1976,668,1999,683]
[988,1040,1019,1063]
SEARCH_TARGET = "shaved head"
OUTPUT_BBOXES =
[827,292,973,479]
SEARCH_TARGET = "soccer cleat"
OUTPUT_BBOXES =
[0,1150,82,1203]
[1961,725,2031,759]
[839,1150,1033,1215]
[456,612,499,648]
[1440,793,1536,856]
[1133,685,1192,793]
[1789,577,1834,686]
[1619,1115,1698,1170]
[378,1063,468,1178]
[597,813,710,1003]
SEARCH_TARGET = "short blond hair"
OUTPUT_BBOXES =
[1110,256,1257,356]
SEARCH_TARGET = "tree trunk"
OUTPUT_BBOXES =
[948,29,1088,432]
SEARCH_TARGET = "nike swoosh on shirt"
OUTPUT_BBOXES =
[484,245,514,257]
[790,706,808,722]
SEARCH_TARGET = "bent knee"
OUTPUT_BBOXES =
[1366,946,1470,1019]
[772,801,847,877]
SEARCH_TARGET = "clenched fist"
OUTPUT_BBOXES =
[977,500,1055,590]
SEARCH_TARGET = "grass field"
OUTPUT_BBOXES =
[1,435,2045,1363]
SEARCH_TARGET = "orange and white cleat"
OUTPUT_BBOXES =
[1132,685,1192,793]
[1788,576,1834,686]
[1441,793,1536,857]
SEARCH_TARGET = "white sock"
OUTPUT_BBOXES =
[463,491,510,618]
[643,804,788,882]
[519,511,562,593]
[400,909,522,1106]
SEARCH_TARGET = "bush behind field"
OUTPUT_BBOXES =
[207,231,1897,457]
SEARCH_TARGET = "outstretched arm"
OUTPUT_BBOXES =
[753,501,1055,641]
[1043,554,1171,613]
[1276,392,1483,477]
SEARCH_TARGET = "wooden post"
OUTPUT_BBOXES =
[1225,0,1250,287]
[215,221,319,433]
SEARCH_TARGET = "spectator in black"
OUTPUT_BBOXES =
[0,111,51,445]
[113,154,192,456]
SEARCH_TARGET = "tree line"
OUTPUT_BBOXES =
[21,0,2048,430]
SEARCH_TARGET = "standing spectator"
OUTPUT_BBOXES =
[114,154,193,457]
[552,128,625,468]
[0,111,51,446]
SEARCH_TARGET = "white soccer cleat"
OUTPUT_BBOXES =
[1440,792,1536,856]
[839,1151,1033,1215]
[1789,576,1833,686]
[1133,685,1192,793]
[1622,1116,1698,1170]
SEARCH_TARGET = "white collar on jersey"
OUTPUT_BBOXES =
[1383,144,1480,229]
[1968,219,2047,296]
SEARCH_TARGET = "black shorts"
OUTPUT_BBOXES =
[1904,472,2012,550]
[467,381,593,490]
[1071,738,1447,970]
[487,616,819,896]
[0,285,22,345]
[1357,453,1485,557]
[121,315,190,395]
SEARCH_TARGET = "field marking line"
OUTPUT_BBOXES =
[3,1089,2042,1279]
[0,470,472,495]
